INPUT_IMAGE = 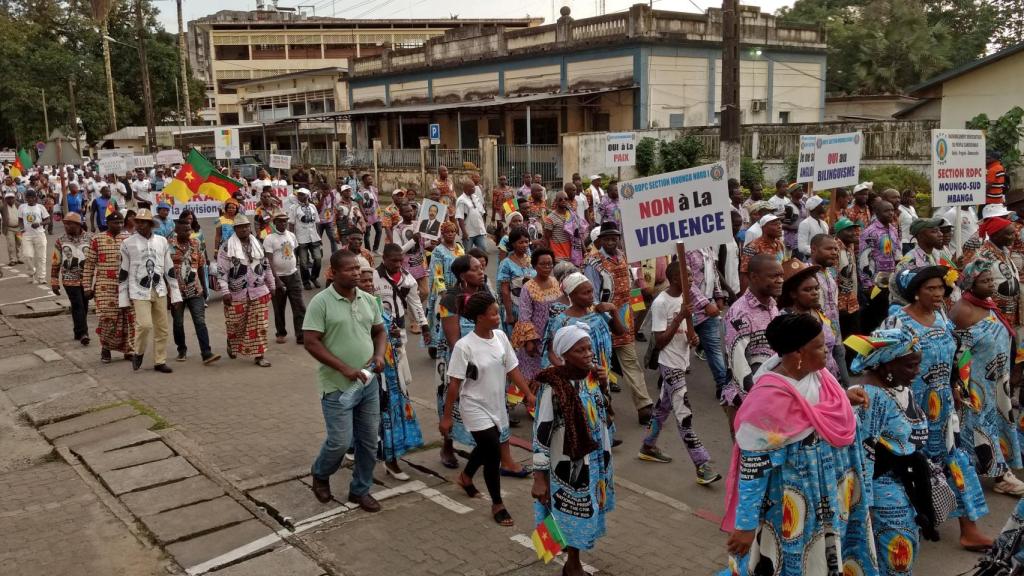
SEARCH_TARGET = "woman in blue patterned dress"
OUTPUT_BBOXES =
[951,260,1024,496]
[848,328,932,575]
[542,273,623,374]
[883,265,992,550]
[426,221,465,350]
[532,324,614,576]
[497,227,536,334]
[722,313,875,576]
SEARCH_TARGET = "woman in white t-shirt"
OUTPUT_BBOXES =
[442,291,533,527]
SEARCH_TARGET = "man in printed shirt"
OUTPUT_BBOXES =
[170,217,220,365]
[809,233,847,385]
[722,254,782,427]
[119,209,183,373]
[596,180,621,229]
[685,246,729,401]
[890,217,953,306]
[50,213,92,345]
[833,218,861,354]
[740,213,785,293]
[858,199,901,333]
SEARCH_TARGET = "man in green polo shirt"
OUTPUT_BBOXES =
[303,249,386,511]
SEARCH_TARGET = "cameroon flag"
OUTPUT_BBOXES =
[531,513,567,563]
[164,149,243,203]
[10,148,33,178]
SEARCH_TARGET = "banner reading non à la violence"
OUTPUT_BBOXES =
[619,162,733,261]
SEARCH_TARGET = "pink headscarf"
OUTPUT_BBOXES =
[721,367,856,532]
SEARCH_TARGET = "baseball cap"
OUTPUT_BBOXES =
[758,213,780,226]
[805,196,826,212]
[833,217,861,234]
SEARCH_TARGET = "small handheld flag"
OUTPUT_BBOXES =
[957,349,972,385]
[531,514,567,563]
[629,288,645,312]
[502,197,518,216]
[843,334,891,358]
[506,388,525,406]
[105,200,118,218]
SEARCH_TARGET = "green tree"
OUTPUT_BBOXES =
[926,0,999,68]
[967,107,1024,171]
[658,136,705,173]
[991,0,1024,51]
[635,137,659,176]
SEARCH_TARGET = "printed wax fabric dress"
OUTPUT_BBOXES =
[377,308,423,461]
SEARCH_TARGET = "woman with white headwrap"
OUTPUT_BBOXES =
[497,211,526,262]
[532,323,615,576]
[542,273,624,376]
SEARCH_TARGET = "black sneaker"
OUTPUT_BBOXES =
[154,364,173,373]
[176,351,187,362]
[132,354,144,371]
[202,352,222,365]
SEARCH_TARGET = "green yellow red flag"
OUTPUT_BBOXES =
[164,149,243,203]
[531,513,567,563]
[10,148,33,178]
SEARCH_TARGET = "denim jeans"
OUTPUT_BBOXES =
[695,315,729,400]
[296,242,323,286]
[317,223,338,255]
[312,381,381,497]
[466,234,488,254]
[171,295,212,356]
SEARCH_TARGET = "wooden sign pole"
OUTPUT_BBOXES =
[675,241,698,340]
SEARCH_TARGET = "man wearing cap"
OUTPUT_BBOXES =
[119,208,182,373]
[583,221,654,423]
[740,200,773,246]
[264,209,306,345]
[833,217,862,346]
[18,189,50,284]
[847,183,872,230]
[50,212,92,345]
[170,216,219,365]
[858,199,901,333]
[797,195,829,260]
[217,215,276,367]
[1,191,21,265]
[154,202,174,238]
[289,188,323,290]
[740,213,785,293]
[961,203,1013,268]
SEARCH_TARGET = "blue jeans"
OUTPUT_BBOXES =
[318,223,339,255]
[466,234,488,253]
[312,381,381,497]
[695,315,729,400]
[171,295,212,356]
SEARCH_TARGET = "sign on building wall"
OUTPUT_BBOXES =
[98,157,128,176]
[215,128,240,160]
[619,163,733,261]
[156,150,184,166]
[605,132,636,167]
[269,154,292,170]
[796,135,816,184]
[811,131,862,191]
[429,124,441,145]
[931,129,986,207]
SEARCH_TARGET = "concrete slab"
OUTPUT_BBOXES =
[72,428,162,455]
[141,496,253,544]
[33,348,63,362]
[0,353,42,374]
[6,373,98,407]
[210,546,326,576]
[39,404,138,440]
[121,475,226,517]
[165,519,274,569]
[54,414,156,449]
[0,335,24,348]
[248,480,339,527]
[99,455,199,495]
[0,361,82,391]
[297,468,354,502]
[21,387,121,426]
[80,440,174,473]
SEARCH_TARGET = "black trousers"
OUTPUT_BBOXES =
[65,285,89,340]
[464,426,503,505]
[273,271,307,338]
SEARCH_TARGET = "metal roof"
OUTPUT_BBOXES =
[101,124,265,141]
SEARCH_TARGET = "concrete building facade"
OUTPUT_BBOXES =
[344,4,827,149]
[186,9,540,125]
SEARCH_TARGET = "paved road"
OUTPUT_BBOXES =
[0,218,1016,575]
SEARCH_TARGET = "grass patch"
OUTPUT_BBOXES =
[87,399,171,431]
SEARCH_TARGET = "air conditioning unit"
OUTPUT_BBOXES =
[751,99,767,113]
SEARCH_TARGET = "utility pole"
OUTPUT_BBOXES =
[177,0,192,126]
[136,0,157,152]
[101,21,118,132]
[719,0,741,182]
[68,77,82,156]
[41,88,49,137]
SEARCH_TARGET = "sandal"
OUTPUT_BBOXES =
[500,465,532,478]
[456,475,480,498]
[492,507,514,527]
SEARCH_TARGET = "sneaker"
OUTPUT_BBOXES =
[638,445,673,463]
[154,364,173,374]
[994,471,1024,497]
[176,351,187,362]
[696,463,723,486]
[201,352,222,365]
[345,447,355,462]
[694,346,707,361]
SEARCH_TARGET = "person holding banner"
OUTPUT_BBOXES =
[531,323,615,576]
[583,222,653,423]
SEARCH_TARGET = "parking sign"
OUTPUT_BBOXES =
[429,124,441,145]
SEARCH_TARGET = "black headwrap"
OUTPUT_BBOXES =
[765,313,823,356]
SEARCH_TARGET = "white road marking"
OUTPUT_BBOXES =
[510,534,599,573]
[417,487,473,514]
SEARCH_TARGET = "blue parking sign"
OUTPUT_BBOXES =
[429,123,440,145]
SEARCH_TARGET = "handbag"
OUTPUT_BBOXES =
[928,459,957,527]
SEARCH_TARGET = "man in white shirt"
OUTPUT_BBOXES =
[588,174,604,208]
[896,189,918,253]
[767,178,789,217]
[250,169,273,200]
[264,210,306,345]
[797,195,830,259]
[118,208,182,373]
[288,188,323,289]
[18,189,50,284]
[455,177,487,252]
[106,174,127,205]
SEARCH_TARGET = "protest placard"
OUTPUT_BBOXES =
[269,154,292,170]
[215,128,239,160]
[619,162,733,261]
[132,155,154,169]
[0,151,15,162]
[931,129,986,207]
[98,156,128,176]
[797,135,816,184]
[811,131,862,190]
[606,133,636,167]
[156,149,184,166]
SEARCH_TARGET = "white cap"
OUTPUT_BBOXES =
[339,184,352,193]
[590,226,601,244]
[296,187,310,197]
[982,203,1011,220]
[853,181,873,193]
[805,196,826,212]
[938,207,956,227]
[3,192,13,198]
[758,213,780,226]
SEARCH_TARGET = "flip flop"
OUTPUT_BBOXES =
[492,507,514,526]
[500,466,532,478]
